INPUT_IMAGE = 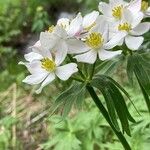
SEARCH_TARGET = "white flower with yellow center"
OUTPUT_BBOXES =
[19,50,78,94]
[74,20,122,64]
[99,0,128,21]
[40,25,88,62]
[105,9,150,50]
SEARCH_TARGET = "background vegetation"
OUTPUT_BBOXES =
[0,0,150,150]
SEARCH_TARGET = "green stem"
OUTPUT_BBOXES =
[71,77,84,83]
[86,85,131,150]
[89,62,96,80]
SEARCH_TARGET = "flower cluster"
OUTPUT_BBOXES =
[20,0,150,93]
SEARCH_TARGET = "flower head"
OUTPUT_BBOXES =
[105,8,150,50]
[99,0,128,22]
[74,19,121,64]
[19,49,78,94]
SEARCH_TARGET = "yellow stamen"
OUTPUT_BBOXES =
[60,24,66,29]
[41,58,56,72]
[141,0,149,12]
[84,22,96,31]
[48,25,55,33]
[85,32,104,49]
[118,22,132,32]
[112,5,123,19]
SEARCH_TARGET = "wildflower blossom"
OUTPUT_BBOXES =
[105,9,150,50]
[74,20,122,64]
[19,50,78,93]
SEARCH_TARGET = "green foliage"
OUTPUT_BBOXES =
[0,1,22,44]
[91,75,135,135]
[0,46,25,91]
[32,6,50,32]
[54,82,86,117]
[41,108,106,150]
[41,87,150,150]
[127,53,150,112]
[0,116,17,150]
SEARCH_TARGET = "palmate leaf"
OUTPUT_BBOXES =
[53,82,86,118]
[127,53,150,113]
[91,75,135,136]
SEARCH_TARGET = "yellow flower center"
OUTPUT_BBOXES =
[118,22,132,32]
[84,22,96,31]
[85,32,104,49]
[48,25,55,33]
[141,0,149,12]
[112,5,123,19]
[41,58,56,72]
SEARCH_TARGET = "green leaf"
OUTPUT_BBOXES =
[136,74,150,113]
[53,82,86,117]
[90,77,120,131]
[86,86,132,150]
[91,75,134,135]
[127,53,150,113]
[105,76,139,119]
[108,82,131,136]
[101,87,120,132]
[134,64,150,95]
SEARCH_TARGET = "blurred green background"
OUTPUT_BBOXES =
[0,0,150,150]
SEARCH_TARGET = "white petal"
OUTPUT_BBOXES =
[40,32,57,50]
[83,11,99,29]
[32,40,41,48]
[132,12,144,28]
[131,22,150,35]
[125,35,144,50]
[127,0,141,14]
[122,9,133,23]
[110,0,124,6]
[98,2,111,16]
[74,50,97,64]
[98,49,122,61]
[104,32,127,49]
[67,13,83,37]
[32,46,52,58]
[24,52,43,62]
[54,25,68,39]
[23,72,48,85]
[19,61,45,74]
[91,16,108,34]
[55,63,78,80]
[54,40,68,66]
[36,73,55,94]
[67,39,89,54]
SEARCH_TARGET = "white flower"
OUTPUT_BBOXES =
[140,0,150,17]
[99,0,128,22]
[74,19,122,64]
[19,50,78,94]
[40,25,88,60]
[67,11,99,37]
[105,9,150,50]
[57,18,70,31]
